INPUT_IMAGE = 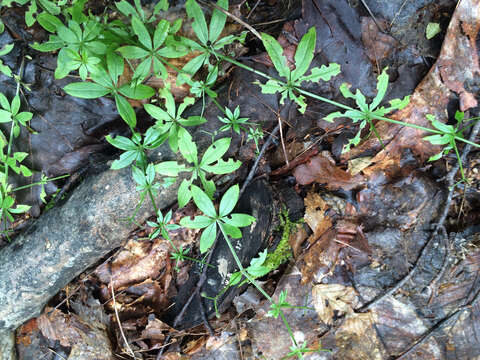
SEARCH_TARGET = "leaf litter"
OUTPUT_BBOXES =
[8,0,480,359]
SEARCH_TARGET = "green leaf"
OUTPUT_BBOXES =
[222,213,255,227]
[423,134,451,145]
[63,82,110,98]
[258,79,284,95]
[186,0,209,45]
[209,0,228,44]
[116,0,138,17]
[260,32,289,78]
[36,12,62,32]
[0,93,10,110]
[370,67,388,110]
[426,22,441,40]
[202,158,241,174]
[291,27,316,81]
[200,222,217,253]
[155,161,188,176]
[201,137,231,165]
[57,25,78,43]
[0,43,13,57]
[221,222,242,238]
[179,115,207,127]
[180,215,213,229]
[116,45,150,59]
[144,103,170,122]
[191,184,217,217]
[111,149,138,169]
[178,128,198,163]
[119,84,155,100]
[428,151,444,162]
[153,19,170,49]
[105,135,137,150]
[219,184,238,217]
[178,178,192,207]
[9,204,31,214]
[115,94,136,128]
[107,51,124,83]
[132,165,147,187]
[10,95,20,115]
[25,0,37,27]
[0,110,11,123]
[38,0,61,15]
[387,95,410,111]
[132,16,152,49]
[323,111,344,123]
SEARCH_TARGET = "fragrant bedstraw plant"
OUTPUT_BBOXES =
[22,0,480,358]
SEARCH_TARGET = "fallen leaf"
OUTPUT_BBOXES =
[361,17,397,64]
[293,154,365,190]
[335,312,382,360]
[312,284,359,325]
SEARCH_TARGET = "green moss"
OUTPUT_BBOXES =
[263,207,297,272]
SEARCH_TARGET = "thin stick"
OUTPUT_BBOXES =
[110,279,137,360]
[239,124,280,197]
[395,287,480,359]
[356,119,480,312]
[198,0,262,40]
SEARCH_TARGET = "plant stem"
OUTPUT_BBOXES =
[218,222,300,353]
[11,174,69,192]
[211,49,480,149]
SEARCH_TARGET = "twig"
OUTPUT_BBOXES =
[394,286,480,359]
[111,278,138,360]
[239,124,280,197]
[390,0,410,28]
[198,292,215,336]
[156,234,220,359]
[358,0,385,32]
[356,119,480,312]
[199,0,262,40]
[246,0,261,20]
[426,226,451,304]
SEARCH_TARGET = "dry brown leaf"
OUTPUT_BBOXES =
[38,307,112,359]
[336,312,382,360]
[361,17,397,65]
[141,316,171,341]
[293,154,365,190]
[304,192,332,240]
[95,238,170,291]
[312,284,359,325]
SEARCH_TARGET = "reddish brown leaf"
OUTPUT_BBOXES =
[293,153,365,190]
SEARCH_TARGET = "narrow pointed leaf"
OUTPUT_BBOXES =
[261,32,289,78]
[209,0,228,43]
[291,27,316,80]
[370,67,389,110]
[219,184,238,217]
[191,184,217,217]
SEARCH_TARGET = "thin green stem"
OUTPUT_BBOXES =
[218,222,272,302]
[218,222,300,354]
[210,48,480,150]
[11,174,69,192]
[453,141,466,182]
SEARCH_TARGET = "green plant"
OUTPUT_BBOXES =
[179,184,254,253]
[424,110,475,185]
[179,0,246,83]
[17,0,480,358]
[324,67,410,153]
[144,87,206,152]
[155,128,241,206]
[256,27,341,113]
[218,105,251,134]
